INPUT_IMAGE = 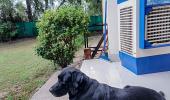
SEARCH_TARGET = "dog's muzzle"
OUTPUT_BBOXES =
[49,82,68,97]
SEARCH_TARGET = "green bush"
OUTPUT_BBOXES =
[0,21,17,42]
[36,6,89,68]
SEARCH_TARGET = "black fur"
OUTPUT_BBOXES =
[49,67,166,100]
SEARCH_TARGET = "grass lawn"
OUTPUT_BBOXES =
[0,38,56,99]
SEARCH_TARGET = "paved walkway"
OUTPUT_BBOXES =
[31,70,69,100]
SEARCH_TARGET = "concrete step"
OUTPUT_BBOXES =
[80,59,170,100]
[81,59,123,88]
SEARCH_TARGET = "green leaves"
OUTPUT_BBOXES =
[36,6,89,68]
[0,21,17,42]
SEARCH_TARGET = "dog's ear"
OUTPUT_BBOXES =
[73,72,84,88]
[69,71,84,95]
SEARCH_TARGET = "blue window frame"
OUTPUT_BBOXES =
[117,0,128,4]
[139,0,146,49]
[140,0,170,49]
[147,0,170,6]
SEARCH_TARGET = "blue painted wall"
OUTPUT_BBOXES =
[139,0,146,49]
[119,52,170,75]
[118,0,170,75]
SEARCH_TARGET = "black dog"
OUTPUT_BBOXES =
[49,67,166,100]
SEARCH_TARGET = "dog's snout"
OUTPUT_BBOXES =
[49,87,54,93]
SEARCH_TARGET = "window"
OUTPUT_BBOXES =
[147,0,170,5]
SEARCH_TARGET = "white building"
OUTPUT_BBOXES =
[103,0,170,75]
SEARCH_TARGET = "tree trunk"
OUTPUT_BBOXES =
[1,12,7,22]
[9,12,14,22]
[58,0,66,8]
[49,0,54,8]
[45,0,48,10]
[26,0,33,21]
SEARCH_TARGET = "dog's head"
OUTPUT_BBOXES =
[49,67,85,97]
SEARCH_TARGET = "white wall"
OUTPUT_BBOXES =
[103,0,119,61]
[118,0,138,57]
[117,0,170,58]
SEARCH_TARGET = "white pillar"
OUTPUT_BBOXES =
[103,0,119,61]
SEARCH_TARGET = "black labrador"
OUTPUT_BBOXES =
[49,67,166,100]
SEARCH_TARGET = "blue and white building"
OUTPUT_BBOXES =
[80,1,170,99]
[103,0,170,75]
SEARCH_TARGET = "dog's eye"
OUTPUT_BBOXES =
[58,76,63,81]
[58,76,61,79]
[58,78,65,84]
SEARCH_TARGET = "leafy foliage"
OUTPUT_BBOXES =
[0,0,15,22]
[0,21,17,42]
[0,0,102,22]
[86,0,102,15]
[58,0,102,15]
[15,1,27,21]
[36,6,89,68]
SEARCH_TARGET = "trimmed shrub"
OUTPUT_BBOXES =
[0,21,17,42]
[36,6,89,68]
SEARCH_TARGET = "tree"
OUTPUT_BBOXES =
[44,0,55,9]
[36,6,89,68]
[15,1,27,21]
[26,0,33,21]
[0,21,17,42]
[45,0,49,9]
[32,0,56,20]
[49,0,55,8]
[0,0,15,22]
[85,0,102,15]
[58,0,82,7]
[57,0,102,15]
[0,0,101,22]
[32,0,44,19]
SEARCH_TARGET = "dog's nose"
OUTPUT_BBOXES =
[49,87,53,93]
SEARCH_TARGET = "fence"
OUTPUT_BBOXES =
[88,16,103,32]
[16,17,103,38]
[16,22,38,38]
